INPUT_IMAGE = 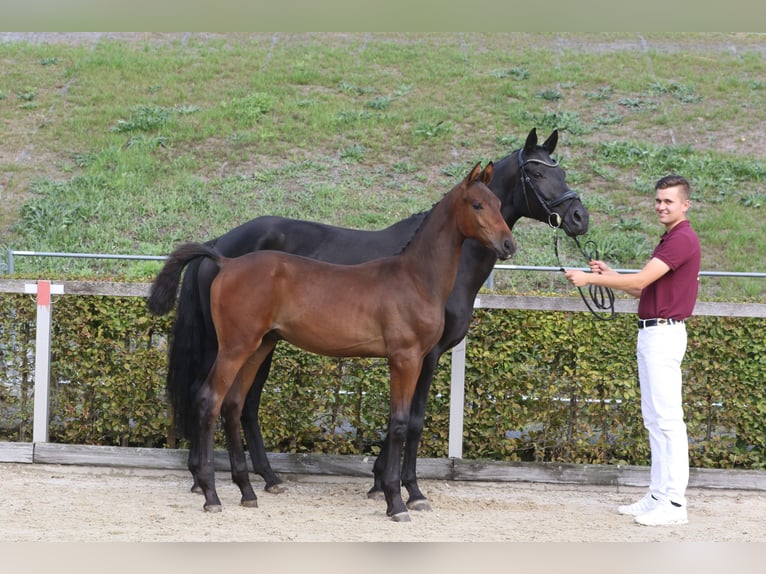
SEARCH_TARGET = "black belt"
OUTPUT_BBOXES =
[638,318,685,329]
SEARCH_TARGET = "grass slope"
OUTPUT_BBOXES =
[1,33,764,300]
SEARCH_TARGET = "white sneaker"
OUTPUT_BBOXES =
[635,501,688,526]
[617,493,660,516]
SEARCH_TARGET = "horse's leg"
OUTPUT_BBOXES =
[186,261,219,494]
[382,355,420,522]
[367,441,388,500]
[241,350,287,494]
[400,349,440,511]
[194,353,247,512]
[187,407,203,494]
[194,375,225,512]
[367,353,437,510]
[220,343,277,508]
[367,350,436,507]
[188,368,216,494]
[221,392,259,508]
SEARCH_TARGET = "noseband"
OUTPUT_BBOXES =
[517,148,615,320]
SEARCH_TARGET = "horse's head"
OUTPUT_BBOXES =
[458,162,516,260]
[513,128,590,237]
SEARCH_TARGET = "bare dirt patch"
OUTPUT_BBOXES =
[2,462,765,542]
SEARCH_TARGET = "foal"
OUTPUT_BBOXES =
[170,162,515,521]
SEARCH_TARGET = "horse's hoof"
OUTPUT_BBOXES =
[367,490,385,501]
[406,499,432,512]
[265,483,287,495]
[203,504,222,513]
[390,512,411,523]
[241,498,259,508]
[191,485,203,495]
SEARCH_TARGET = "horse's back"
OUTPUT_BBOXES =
[215,250,393,303]
[210,214,421,263]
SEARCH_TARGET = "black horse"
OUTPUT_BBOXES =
[148,128,590,511]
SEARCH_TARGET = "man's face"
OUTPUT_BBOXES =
[655,185,690,229]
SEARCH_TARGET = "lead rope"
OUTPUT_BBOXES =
[553,227,615,321]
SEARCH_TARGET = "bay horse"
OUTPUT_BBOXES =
[148,128,590,510]
[165,163,515,521]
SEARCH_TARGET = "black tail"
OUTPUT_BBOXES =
[148,242,222,439]
[147,242,222,316]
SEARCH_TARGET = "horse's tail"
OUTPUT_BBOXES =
[149,242,223,440]
[147,243,222,316]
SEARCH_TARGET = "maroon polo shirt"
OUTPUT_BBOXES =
[637,219,701,321]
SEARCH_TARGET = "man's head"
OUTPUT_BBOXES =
[654,174,691,229]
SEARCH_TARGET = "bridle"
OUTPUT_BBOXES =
[518,149,615,321]
[518,148,579,229]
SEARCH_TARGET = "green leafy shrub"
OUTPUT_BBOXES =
[1,295,764,469]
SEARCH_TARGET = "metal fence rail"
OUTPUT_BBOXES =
[6,248,766,281]
[5,249,167,275]
[492,263,766,278]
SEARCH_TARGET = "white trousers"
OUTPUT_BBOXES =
[636,322,689,506]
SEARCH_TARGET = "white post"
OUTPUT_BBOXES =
[25,280,63,443]
[448,337,466,459]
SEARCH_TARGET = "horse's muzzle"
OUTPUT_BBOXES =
[496,237,516,260]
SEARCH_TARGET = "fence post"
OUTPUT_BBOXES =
[24,280,64,443]
[448,337,466,459]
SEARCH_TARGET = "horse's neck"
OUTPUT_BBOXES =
[490,151,524,229]
[401,193,464,300]
[384,211,427,233]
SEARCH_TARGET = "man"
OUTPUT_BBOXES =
[565,175,701,526]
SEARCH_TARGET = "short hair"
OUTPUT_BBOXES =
[655,174,691,201]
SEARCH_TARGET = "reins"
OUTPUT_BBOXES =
[553,228,615,321]
[517,148,615,321]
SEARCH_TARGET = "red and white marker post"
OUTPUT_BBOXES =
[23,280,64,443]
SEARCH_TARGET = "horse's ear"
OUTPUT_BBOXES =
[542,129,558,154]
[480,161,494,186]
[524,128,538,152]
[466,161,482,184]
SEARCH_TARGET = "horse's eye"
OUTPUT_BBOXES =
[472,201,483,210]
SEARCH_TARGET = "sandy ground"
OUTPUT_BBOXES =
[1,462,765,543]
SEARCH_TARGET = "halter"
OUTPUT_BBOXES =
[518,148,615,321]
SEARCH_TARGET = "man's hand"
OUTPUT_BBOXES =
[588,259,613,275]
[564,269,590,288]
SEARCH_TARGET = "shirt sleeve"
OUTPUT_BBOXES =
[653,231,696,271]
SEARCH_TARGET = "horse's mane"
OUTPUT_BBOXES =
[395,201,440,256]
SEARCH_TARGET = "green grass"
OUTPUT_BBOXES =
[1,33,764,300]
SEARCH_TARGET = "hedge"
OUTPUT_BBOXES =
[1,293,764,469]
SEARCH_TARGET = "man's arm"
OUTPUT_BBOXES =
[565,258,670,298]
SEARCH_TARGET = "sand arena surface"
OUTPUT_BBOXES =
[2,462,765,542]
